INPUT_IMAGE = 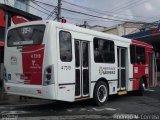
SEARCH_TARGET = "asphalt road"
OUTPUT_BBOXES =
[0,84,160,120]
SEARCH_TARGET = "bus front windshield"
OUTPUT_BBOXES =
[7,25,45,47]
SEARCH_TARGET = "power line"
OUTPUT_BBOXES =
[61,7,149,24]
[31,0,54,13]
[110,0,140,12]
[109,1,130,12]
[33,0,150,24]
[24,2,53,16]
[33,0,57,8]
[111,0,146,13]
[62,0,158,20]
[46,8,57,20]
[31,0,57,20]
[7,0,51,16]
[32,0,59,20]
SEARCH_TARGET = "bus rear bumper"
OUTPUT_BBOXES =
[4,82,56,100]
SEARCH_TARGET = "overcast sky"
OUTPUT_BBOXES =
[36,0,160,27]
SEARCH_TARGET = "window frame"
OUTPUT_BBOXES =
[136,46,146,64]
[130,45,136,64]
[130,44,146,65]
[93,37,115,63]
[59,30,72,62]
[7,25,45,47]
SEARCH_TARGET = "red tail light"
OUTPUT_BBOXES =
[43,65,54,86]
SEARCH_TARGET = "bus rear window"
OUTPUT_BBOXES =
[7,25,45,47]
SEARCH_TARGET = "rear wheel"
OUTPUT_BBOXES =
[94,81,108,106]
[137,78,146,96]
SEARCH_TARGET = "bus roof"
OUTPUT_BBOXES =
[7,20,154,49]
[8,20,133,44]
[58,21,131,44]
[132,39,153,48]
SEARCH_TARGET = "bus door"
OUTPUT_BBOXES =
[74,40,90,98]
[117,47,127,90]
[148,52,156,87]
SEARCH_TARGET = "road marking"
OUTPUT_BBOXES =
[19,115,113,120]
[0,107,7,109]
[1,110,30,114]
[80,108,87,111]
[145,89,155,92]
[67,107,116,112]
[92,107,116,111]
[67,109,73,112]
[0,103,49,108]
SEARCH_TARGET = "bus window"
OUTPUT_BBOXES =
[75,41,80,67]
[130,45,136,64]
[7,25,45,47]
[136,46,145,64]
[130,45,145,64]
[0,27,5,41]
[94,38,115,63]
[59,31,72,62]
[82,42,88,67]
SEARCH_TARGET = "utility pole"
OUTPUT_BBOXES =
[4,0,6,4]
[57,0,62,22]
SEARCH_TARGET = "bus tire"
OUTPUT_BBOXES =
[137,78,145,96]
[94,81,108,106]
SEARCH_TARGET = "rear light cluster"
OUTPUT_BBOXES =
[43,65,54,86]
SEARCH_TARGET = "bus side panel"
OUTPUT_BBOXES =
[132,60,146,90]
[42,24,57,100]
[91,42,118,96]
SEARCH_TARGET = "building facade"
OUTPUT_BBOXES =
[0,0,36,15]
[101,22,145,36]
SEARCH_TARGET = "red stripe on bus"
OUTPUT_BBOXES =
[12,16,29,24]
[22,45,44,85]
[0,41,4,46]
[133,78,140,90]
[0,9,5,27]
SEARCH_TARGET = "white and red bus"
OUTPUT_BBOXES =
[4,20,157,106]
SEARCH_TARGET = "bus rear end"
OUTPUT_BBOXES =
[4,21,55,99]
